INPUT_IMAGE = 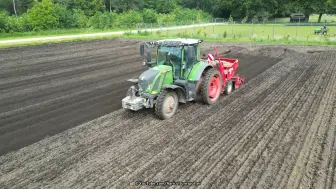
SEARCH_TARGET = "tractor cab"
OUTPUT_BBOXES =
[141,38,202,81]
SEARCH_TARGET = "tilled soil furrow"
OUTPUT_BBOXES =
[0,108,142,169]
[325,106,336,189]
[0,87,130,155]
[110,58,286,185]
[297,53,336,189]
[79,53,286,188]
[313,79,336,189]
[0,55,141,91]
[0,110,153,188]
[238,53,332,189]
[0,69,141,122]
[227,65,320,188]
[147,56,307,186]
[50,105,203,188]
[110,54,301,187]
[0,39,137,69]
[2,41,336,189]
[198,55,315,188]
[0,64,143,113]
[0,47,137,79]
[255,53,333,189]
[0,82,129,135]
[283,53,336,189]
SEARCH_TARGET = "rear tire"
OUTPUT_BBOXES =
[155,89,179,120]
[200,68,222,105]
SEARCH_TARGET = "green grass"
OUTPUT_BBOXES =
[137,24,336,43]
[2,22,336,48]
[0,27,135,40]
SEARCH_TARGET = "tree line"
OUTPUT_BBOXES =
[0,0,335,33]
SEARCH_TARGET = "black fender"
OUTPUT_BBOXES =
[162,84,187,103]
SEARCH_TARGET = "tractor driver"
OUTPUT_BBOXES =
[164,51,182,78]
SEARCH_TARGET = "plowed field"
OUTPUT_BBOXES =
[0,39,336,189]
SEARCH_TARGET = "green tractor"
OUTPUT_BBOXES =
[314,20,327,35]
[121,38,244,119]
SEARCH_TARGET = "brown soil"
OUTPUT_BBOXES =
[0,38,335,189]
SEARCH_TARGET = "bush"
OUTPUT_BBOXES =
[88,11,120,29]
[119,10,143,28]
[172,7,211,23]
[54,4,73,29]
[242,16,248,24]
[5,14,32,32]
[72,9,88,28]
[27,0,57,31]
[229,14,233,24]
[157,13,175,24]
[223,30,227,38]
[142,8,157,23]
[0,10,8,32]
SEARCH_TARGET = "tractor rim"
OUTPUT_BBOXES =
[208,75,220,100]
[164,95,176,115]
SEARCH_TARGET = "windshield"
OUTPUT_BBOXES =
[157,46,182,64]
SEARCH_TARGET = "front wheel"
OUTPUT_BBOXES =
[155,89,179,120]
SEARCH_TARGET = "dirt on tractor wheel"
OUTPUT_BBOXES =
[1,38,336,189]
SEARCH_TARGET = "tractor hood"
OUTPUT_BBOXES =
[138,65,172,93]
[138,69,160,92]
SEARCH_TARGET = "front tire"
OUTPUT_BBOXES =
[155,89,179,120]
[201,68,222,105]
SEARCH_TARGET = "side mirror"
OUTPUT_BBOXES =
[140,44,144,56]
[146,48,151,62]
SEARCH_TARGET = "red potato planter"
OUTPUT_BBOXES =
[202,48,245,98]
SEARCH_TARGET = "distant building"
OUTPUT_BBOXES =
[290,13,307,22]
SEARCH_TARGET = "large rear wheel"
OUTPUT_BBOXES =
[201,69,222,105]
[155,89,179,120]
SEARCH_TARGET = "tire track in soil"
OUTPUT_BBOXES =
[0,43,284,188]
[274,52,336,189]
[283,52,336,189]
[0,58,141,104]
[108,52,302,187]
[107,54,288,186]
[0,52,141,90]
[310,53,336,189]
[0,39,138,67]
[146,54,309,186]
[293,52,336,189]
[46,55,281,188]
[256,52,333,188]
[189,54,316,188]
[0,43,135,74]
[0,39,144,155]
[236,52,333,189]
[0,60,143,114]
[0,109,155,189]
[3,41,336,189]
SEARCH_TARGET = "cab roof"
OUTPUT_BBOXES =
[156,38,202,46]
